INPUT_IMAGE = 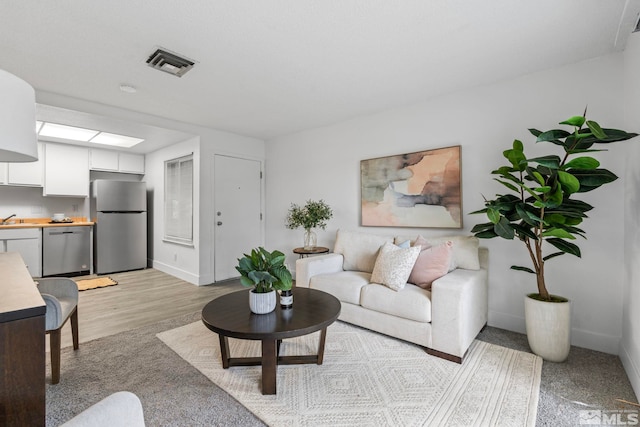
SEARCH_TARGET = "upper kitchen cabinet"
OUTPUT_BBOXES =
[43,143,89,197]
[7,143,44,187]
[90,148,144,174]
[0,143,44,187]
[118,153,145,174]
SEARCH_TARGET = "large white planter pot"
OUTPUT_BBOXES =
[249,289,276,314]
[524,294,571,362]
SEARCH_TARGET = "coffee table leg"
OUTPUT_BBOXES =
[261,339,277,395]
[218,335,230,369]
[317,328,328,365]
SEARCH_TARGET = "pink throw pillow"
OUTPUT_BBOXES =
[408,241,453,290]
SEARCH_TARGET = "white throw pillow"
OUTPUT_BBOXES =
[370,242,421,291]
[334,229,394,273]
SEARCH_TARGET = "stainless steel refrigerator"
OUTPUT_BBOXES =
[91,179,147,274]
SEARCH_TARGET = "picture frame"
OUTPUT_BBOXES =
[360,145,462,228]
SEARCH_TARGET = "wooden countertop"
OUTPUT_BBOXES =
[0,217,94,229]
[0,252,45,323]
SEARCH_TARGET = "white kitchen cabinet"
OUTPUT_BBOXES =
[89,148,144,174]
[118,153,144,174]
[89,148,119,171]
[7,143,44,187]
[0,163,7,184]
[0,228,42,277]
[43,143,89,197]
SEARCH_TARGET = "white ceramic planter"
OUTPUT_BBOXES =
[524,294,571,362]
[249,289,276,314]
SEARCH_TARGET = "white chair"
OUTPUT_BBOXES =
[60,391,145,427]
[37,277,79,384]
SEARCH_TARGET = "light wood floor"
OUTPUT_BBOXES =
[54,268,245,349]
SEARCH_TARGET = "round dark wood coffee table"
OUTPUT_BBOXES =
[201,287,341,395]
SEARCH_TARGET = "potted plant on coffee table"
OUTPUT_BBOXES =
[285,199,333,250]
[471,110,637,362]
[236,247,293,314]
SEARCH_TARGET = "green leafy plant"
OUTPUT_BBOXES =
[285,199,333,232]
[471,111,637,301]
[236,247,292,293]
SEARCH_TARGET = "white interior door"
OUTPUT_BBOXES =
[214,155,263,281]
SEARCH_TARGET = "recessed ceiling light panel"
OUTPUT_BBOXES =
[39,122,99,142]
[90,132,144,148]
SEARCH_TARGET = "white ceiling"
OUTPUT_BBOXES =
[2,1,640,152]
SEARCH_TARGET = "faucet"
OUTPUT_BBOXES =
[1,214,16,224]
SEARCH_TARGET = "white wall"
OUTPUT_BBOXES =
[266,52,628,354]
[622,31,640,397]
[0,185,86,220]
[36,92,266,286]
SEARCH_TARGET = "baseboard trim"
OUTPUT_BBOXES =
[619,343,640,398]
[152,260,200,285]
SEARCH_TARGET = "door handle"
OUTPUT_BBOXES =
[217,221,222,226]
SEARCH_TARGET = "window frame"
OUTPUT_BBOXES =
[163,154,194,246]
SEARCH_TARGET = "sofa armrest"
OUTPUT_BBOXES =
[430,267,488,359]
[295,253,344,287]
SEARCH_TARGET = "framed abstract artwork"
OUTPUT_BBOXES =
[360,145,462,228]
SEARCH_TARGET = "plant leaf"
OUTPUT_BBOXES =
[511,265,535,274]
[559,115,586,127]
[487,208,500,224]
[542,228,576,239]
[571,169,618,192]
[471,222,495,233]
[547,238,581,257]
[475,230,498,239]
[563,156,600,170]
[494,217,515,239]
[494,178,520,192]
[536,129,570,143]
[586,120,607,139]
[543,252,565,261]
[558,170,580,194]
[529,155,561,169]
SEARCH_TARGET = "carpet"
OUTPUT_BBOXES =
[157,320,542,426]
[75,276,118,291]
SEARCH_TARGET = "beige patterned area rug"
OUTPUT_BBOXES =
[157,321,542,426]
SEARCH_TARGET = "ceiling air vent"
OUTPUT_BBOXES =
[146,48,195,77]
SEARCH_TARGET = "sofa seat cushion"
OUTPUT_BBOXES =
[360,283,432,323]
[309,271,371,305]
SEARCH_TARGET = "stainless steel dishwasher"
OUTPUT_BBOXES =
[43,226,91,276]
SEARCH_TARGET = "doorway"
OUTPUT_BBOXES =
[213,154,263,281]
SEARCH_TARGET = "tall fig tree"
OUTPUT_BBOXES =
[471,111,637,301]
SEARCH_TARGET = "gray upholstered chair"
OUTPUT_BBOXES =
[37,277,79,384]
[60,391,145,427]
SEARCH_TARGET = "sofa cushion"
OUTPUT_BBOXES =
[334,229,393,273]
[408,241,453,289]
[370,242,421,291]
[309,271,371,305]
[360,283,432,323]
[395,234,480,271]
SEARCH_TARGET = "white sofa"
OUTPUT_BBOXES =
[296,230,488,363]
